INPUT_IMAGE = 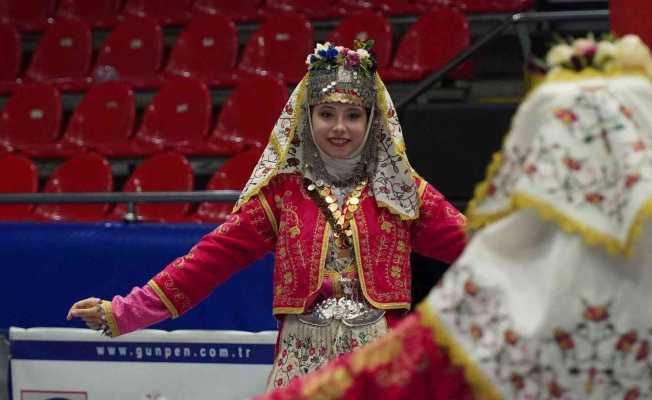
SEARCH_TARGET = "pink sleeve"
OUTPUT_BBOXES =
[110,285,172,336]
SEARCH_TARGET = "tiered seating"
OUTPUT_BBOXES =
[123,0,193,26]
[0,84,61,157]
[25,18,92,90]
[196,148,264,223]
[0,24,20,93]
[0,155,37,221]
[33,153,113,221]
[164,13,238,87]
[210,75,289,156]
[327,11,393,69]
[56,0,122,28]
[192,0,263,22]
[110,152,194,222]
[381,7,473,81]
[92,15,164,89]
[265,0,341,20]
[4,0,56,31]
[238,13,314,84]
[51,81,136,157]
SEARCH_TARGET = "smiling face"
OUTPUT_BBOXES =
[311,103,368,159]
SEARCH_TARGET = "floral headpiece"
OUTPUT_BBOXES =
[306,40,378,108]
[540,34,652,76]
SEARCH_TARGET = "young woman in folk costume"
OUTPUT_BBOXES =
[258,34,652,400]
[66,40,467,389]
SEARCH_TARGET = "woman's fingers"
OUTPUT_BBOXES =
[67,297,100,320]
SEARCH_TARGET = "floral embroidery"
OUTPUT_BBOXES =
[434,265,652,399]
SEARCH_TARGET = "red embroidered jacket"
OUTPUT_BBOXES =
[149,173,466,318]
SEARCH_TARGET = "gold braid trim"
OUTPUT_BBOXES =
[100,300,120,338]
[417,303,503,400]
[257,192,278,235]
[233,77,308,213]
[148,280,180,319]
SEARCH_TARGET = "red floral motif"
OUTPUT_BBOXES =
[284,104,293,113]
[548,381,563,398]
[554,328,575,350]
[620,105,634,119]
[636,340,649,361]
[291,136,301,146]
[387,108,395,118]
[276,378,283,387]
[486,183,496,196]
[504,329,519,346]
[309,347,316,356]
[464,280,478,296]
[583,305,609,321]
[633,141,646,152]
[470,324,483,339]
[625,174,641,188]
[625,387,641,400]
[319,346,327,357]
[525,163,537,175]
[296,340,303,349]
[351,338,359,348]
[554,108,578,124]
[286,364,293,372]
[286,158,300,167]
[563,157,582,171]
[585,192,605,204]
[510,373,525,391]
[616,330,638,353]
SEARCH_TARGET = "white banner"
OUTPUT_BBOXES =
[10,328,278,400]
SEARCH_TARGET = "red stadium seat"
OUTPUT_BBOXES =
[124,0,193,26]
[192,0,263,22]
[339,0,423,15]
[25,18,92,91]
[92,15,164,89]
[238,13,313,84]
[33,153,113,221]
[265,0,341,20]
[381,7,473,82]
[133,77,220,156]
[164,13,238,87]
[327,11,393,69]
[0,155,38,220]
[425,0,533,13]
[611,0,652,50]
[196,148,263,223]
[42,82,137,157]
[110,152,194,222]
[56,0,122,29]
[0,84,62,156]
[0,24,21,93]
[210,75,289,156]
[5,0,56,31]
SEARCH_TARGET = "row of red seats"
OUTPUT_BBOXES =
[0,76,288,158]
[0,9,472,91]
[2,0,534,31]
[0,149,262,223]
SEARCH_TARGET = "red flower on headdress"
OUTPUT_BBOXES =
[525,164,537,175]
[463,280,478,296]
[633,141,646,152]
[637,340,650,361]
[616,330,638,353]
[563,157,581,171]
[548,381,563,398]
[625,174,641,188]
[510,373,525,391]
[554,108,578,124]
[470,324,483,339]
[585,192,604,204]
[554,328,575,350]
[583,305,609,321]
[625,387,641,400]
[504,329,519,346]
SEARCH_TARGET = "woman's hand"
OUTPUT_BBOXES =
[66,297,105,330]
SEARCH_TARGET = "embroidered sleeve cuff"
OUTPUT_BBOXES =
[100,300,120,338]
[148,280,180,319]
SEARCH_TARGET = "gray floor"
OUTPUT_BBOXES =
[1,333,8,400]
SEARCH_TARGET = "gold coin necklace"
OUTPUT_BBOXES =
[304,177,367,249]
